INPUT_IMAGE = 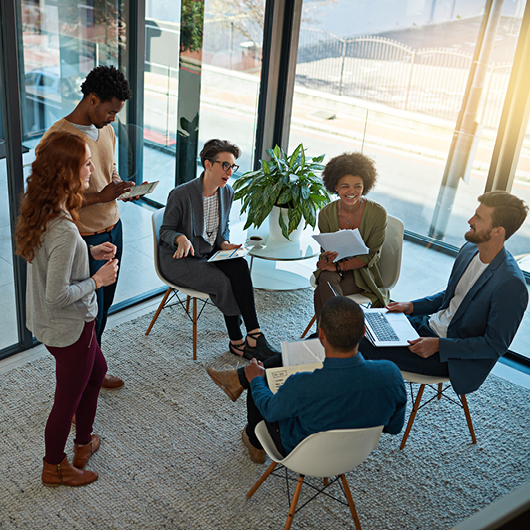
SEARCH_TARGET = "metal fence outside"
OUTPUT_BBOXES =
[296,28,512,130]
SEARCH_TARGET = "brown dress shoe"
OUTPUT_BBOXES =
[42,455,98,487]
[73,434,100,469]
[206,366,244,402]
[102,373,124,389]
[242,426,266,464]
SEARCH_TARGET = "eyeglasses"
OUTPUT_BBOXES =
[212,160,239,173]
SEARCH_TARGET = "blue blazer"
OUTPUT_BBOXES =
[412,242,528,395]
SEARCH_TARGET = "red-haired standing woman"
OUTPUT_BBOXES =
[15,131,119,486]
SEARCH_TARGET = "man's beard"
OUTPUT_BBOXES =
[465,227,492,244]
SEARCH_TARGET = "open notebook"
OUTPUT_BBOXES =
[265,338,325,394]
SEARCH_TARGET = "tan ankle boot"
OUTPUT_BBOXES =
[73,434,100,469]
[206,366,244,402]
[242,426,266,464]
[42,455,98,487]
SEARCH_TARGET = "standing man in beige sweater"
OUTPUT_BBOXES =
[40,65,135,389]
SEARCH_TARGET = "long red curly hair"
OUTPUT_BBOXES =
[15,131,88,262]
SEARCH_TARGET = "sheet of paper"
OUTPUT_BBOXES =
[118,180,159,200]
[207,247,249,262]
[281,338,325,367]
[266,362,324,394]
[312,229,369,260]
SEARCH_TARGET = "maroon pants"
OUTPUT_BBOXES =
[44,321,107,465]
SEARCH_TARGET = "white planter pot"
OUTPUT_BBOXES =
[268,205,303,241]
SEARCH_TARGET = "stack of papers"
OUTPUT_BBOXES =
[312,229,369,260]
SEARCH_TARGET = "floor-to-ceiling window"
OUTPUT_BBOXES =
[504,116,530,360]
[288,0,530,360]
[290,0,524,243]
[16,0,163,312]
[0,95,19,351]
[144,0,266,205]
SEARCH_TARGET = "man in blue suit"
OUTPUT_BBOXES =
[361,191,529,396]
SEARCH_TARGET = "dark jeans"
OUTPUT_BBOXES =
[360,314,449,376]
[82,219,123,347]
[212,257,259,341]
[245,420,287,458]
[237,354,286,455]
[44,321,107,465]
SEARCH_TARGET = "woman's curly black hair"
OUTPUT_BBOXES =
[81,65,132,102]
[322,152,377,194]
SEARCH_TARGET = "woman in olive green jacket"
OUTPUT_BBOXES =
[314,152,389,320]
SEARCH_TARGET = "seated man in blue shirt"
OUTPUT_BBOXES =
[238,296,407,464]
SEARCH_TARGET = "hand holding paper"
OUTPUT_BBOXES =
[312,229,369,261]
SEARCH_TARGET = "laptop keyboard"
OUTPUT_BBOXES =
[365,312,400,342]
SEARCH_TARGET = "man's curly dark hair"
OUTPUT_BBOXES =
[80,65,132,103]
[322,152,377,194]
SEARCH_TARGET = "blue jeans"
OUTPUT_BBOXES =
[82,219,123,347]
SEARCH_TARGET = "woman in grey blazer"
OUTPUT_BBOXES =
[16,132,119,487]
[159,139,278,361]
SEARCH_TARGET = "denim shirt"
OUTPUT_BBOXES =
[250,353,407,454]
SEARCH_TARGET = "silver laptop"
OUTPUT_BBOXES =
[363,307,419,347]
[323,282,419,346]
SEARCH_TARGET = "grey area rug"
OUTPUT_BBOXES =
[1,289,529,530]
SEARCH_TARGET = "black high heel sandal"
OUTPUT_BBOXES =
[229,342,245,357]
[243,332,280,361]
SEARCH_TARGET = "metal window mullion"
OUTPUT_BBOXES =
[485,0,530,192]
[253,0,303,166]
[119,0,145,184]
[0,0,33,352]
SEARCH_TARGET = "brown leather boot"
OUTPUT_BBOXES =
[206,366,244,402]
[102,373,124,389]
[73,434,100,469]
[42,455,98,487]
[242,426,266,464]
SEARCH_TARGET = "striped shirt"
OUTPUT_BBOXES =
[203,191,219,245]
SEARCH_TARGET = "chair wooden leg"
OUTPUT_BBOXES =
[437,382,443,400]
[185,295,191,313]
[192,297,197,361]
[340,474,362,530]
[400,384,426,450]
[145,288,172,336]
[246,461,278,498]
[323,477,328,487]
[301,315,316,339]
[284,475,305,530]
[460,394,477,444]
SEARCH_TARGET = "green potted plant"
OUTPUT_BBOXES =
[233,144,331,240]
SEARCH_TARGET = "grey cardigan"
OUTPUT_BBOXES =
[26,214,97,347]
[158,175,241,315]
